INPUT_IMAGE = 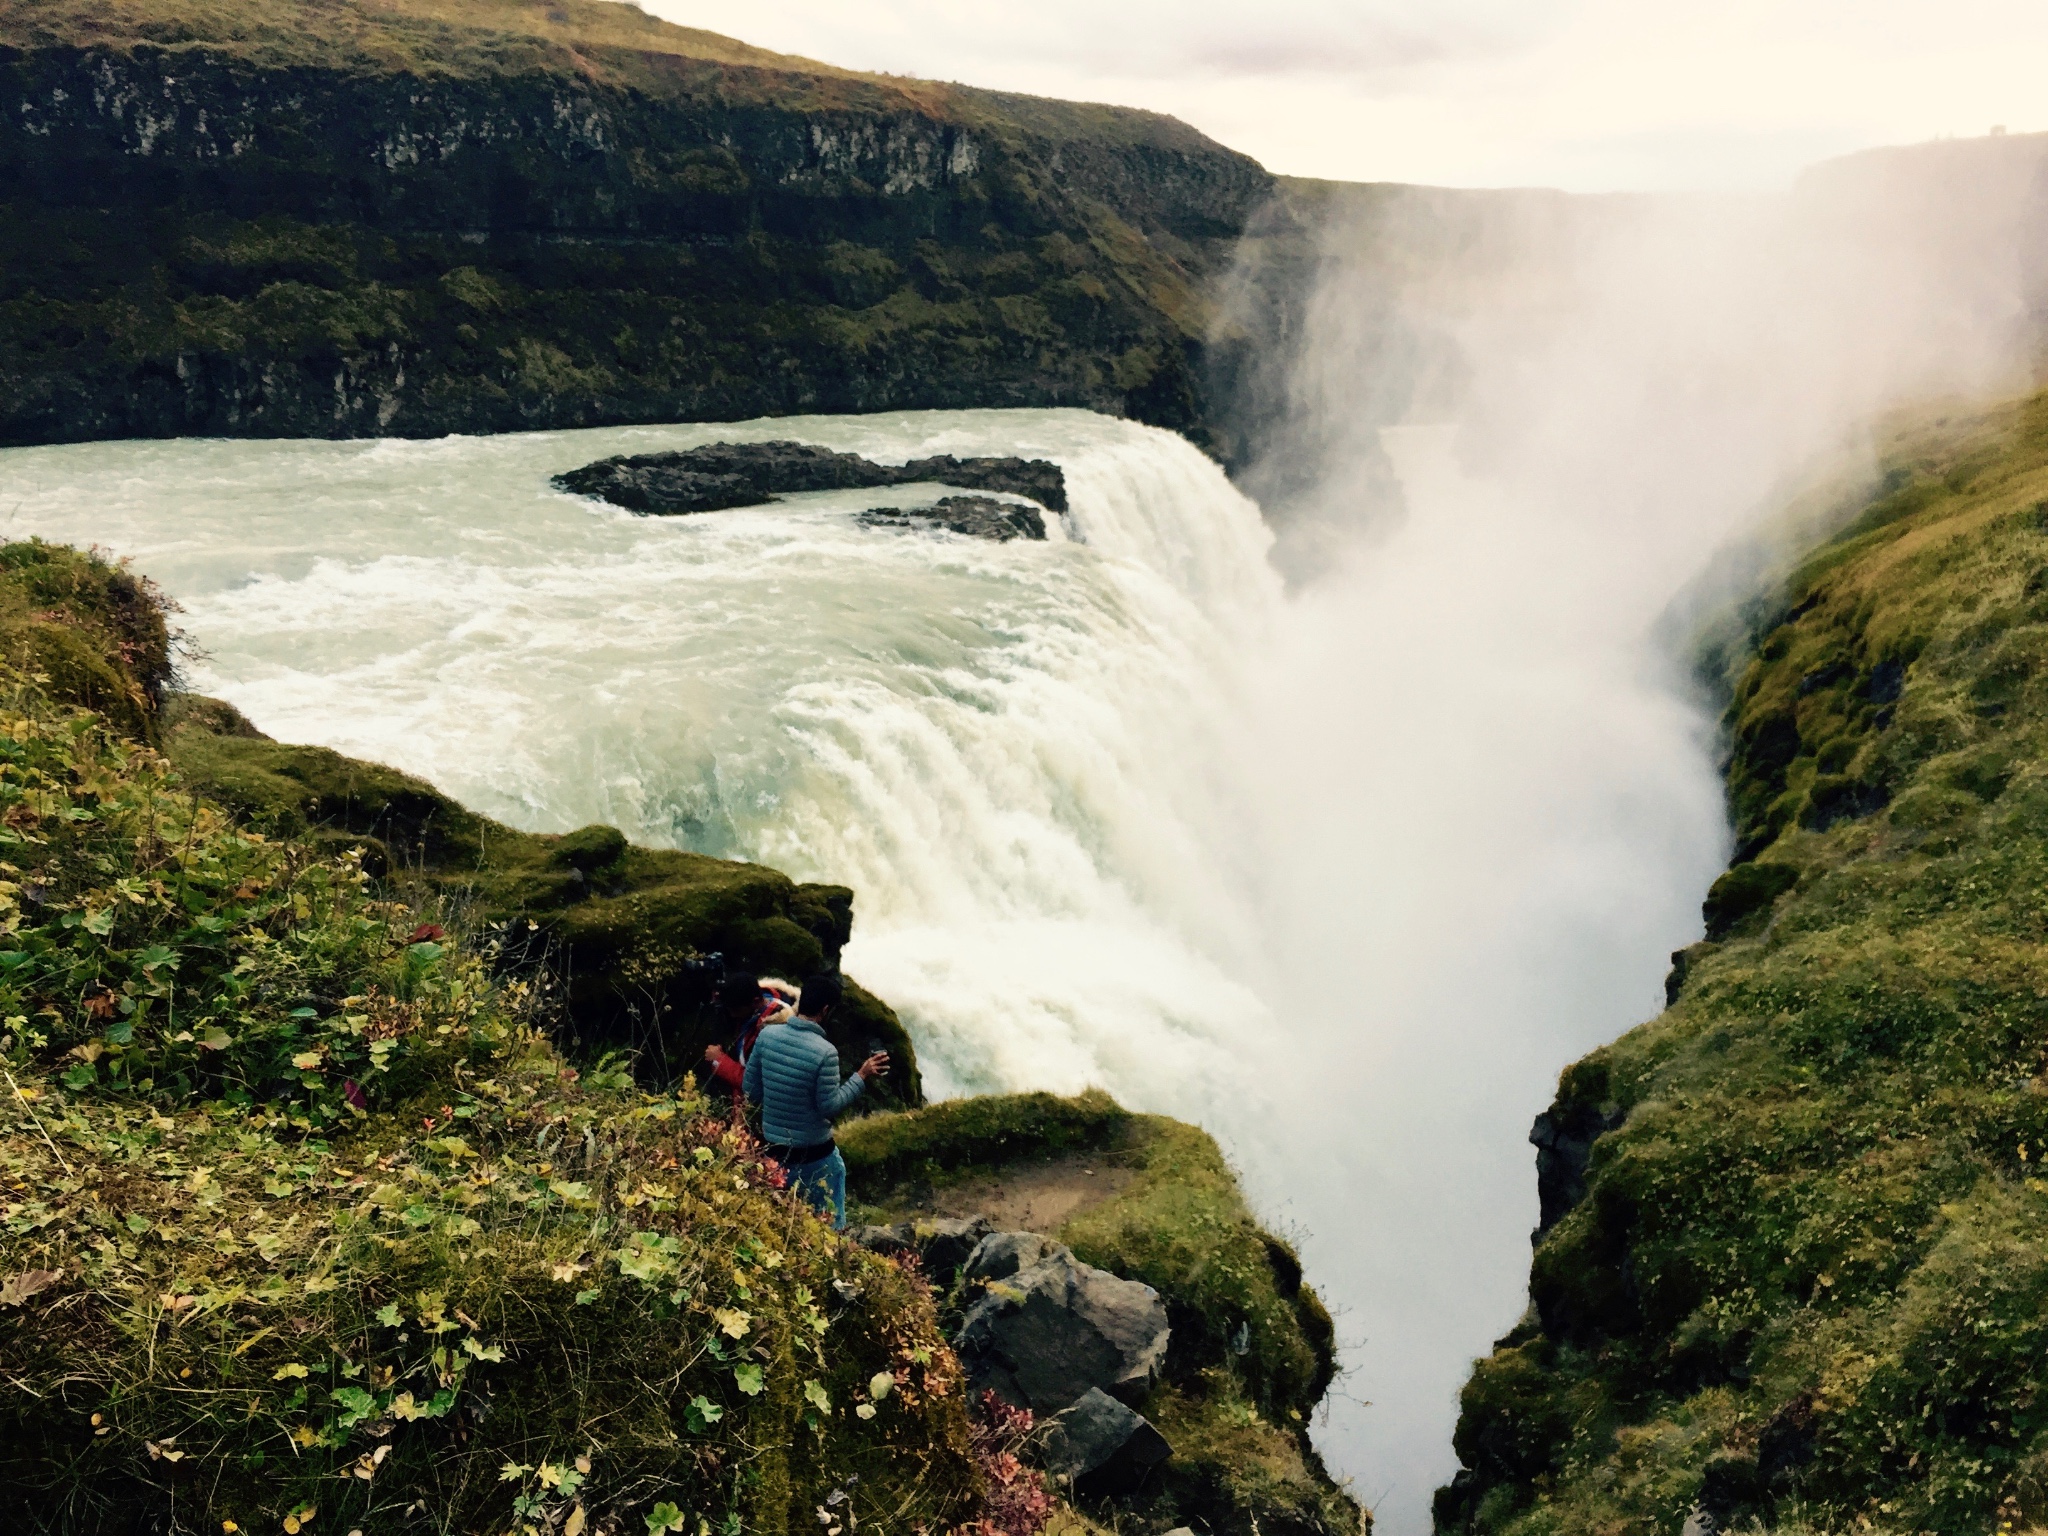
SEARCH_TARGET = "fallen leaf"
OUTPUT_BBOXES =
[0,1268,61,1308]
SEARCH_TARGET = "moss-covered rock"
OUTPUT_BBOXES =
[1437,389,2048,1535]
[842,1092,1363,1536]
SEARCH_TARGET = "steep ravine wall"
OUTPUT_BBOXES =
[0,0,1272,447]
[1435,392,2048,1536]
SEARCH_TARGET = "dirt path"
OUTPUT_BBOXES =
[877,1153,1137,1234]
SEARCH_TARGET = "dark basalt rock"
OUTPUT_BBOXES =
[1530,1099,1626,1239]
[858,496,1047,542]
[848,1215,994,1285]
[957,1248,1170,1413]
[1035,1386,1172,1495]
[553,440,1063,533]
[897,455,1068,512]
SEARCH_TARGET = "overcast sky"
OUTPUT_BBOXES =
[645,0,2047,191]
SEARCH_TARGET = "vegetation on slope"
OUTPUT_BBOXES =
[157,699,920,1106]
[0,542,987,1535]
[0,0,1271,448]
[0,543,1349,1534]
[1436,389,2048,1534]
[842,1093,1362,1536]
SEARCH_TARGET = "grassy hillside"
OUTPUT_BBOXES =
[0,0,1270,448]
[0,538,1349,1535]
[1436,390,2048,1534]
[0,540,981,1535]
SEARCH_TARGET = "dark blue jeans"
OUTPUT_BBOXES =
[786,1146,847,1230]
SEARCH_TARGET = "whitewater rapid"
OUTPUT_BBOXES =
[0,411,1285,1113]
[0,406,1729,1531]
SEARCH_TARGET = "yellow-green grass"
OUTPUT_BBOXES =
[1440,389,2048,1535]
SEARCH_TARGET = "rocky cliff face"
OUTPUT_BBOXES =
[0,0,1272,448]
[1436,391,2048,1536]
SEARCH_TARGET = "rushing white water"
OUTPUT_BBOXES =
[0,411,1291,1113]
[0,406,1731,1529]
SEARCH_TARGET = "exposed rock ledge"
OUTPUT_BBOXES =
[859,495,1047,541]
[552,440,1069,528]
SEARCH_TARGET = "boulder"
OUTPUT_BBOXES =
[897,454,1069,512]
[857,495,1047,542]
[1035,1386,1171,1496]
[849,1215,993,1285]
[963,1230,1068,1284]
[957,1250,1169,1413]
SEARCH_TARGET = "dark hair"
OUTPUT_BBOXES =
[796,971,841,1019]
[719,972,761,1011]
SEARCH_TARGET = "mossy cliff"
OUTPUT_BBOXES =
[0,541,1356,1535]
[155,695,920,1106]
[1437,389,2048,1535]
[840,1092,1363,1536]
[0,546,965,1535]
[0,0,1271,450]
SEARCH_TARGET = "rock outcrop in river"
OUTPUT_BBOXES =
[553,440,1064,537]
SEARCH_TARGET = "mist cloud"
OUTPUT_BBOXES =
[1234,132,2044,1535]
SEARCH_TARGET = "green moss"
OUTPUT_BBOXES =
[1701,860,1800,939]
[1438,388,2048,1535]
[161,708,923,1105]
[1145,1375,1363,1536]
[838,1086,1130,1187]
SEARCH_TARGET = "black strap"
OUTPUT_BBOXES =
[766,1138,836,1166]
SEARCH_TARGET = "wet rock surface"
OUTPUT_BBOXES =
[858,495,1047,542]
[553,440,1066,531]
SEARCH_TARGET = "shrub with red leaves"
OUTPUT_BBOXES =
[958,1391,1052,1536]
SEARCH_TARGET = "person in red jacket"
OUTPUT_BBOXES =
[703,972,795,1114]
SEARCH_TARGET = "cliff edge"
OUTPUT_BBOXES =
[0,0,1270,450]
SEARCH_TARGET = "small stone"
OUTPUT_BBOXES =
[857,495,1047,542]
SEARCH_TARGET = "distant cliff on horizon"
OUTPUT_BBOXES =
[0,0,1270,448]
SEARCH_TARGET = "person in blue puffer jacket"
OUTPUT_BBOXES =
[742,971,889,1229]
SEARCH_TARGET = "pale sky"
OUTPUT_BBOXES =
[642,0,2047,191]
